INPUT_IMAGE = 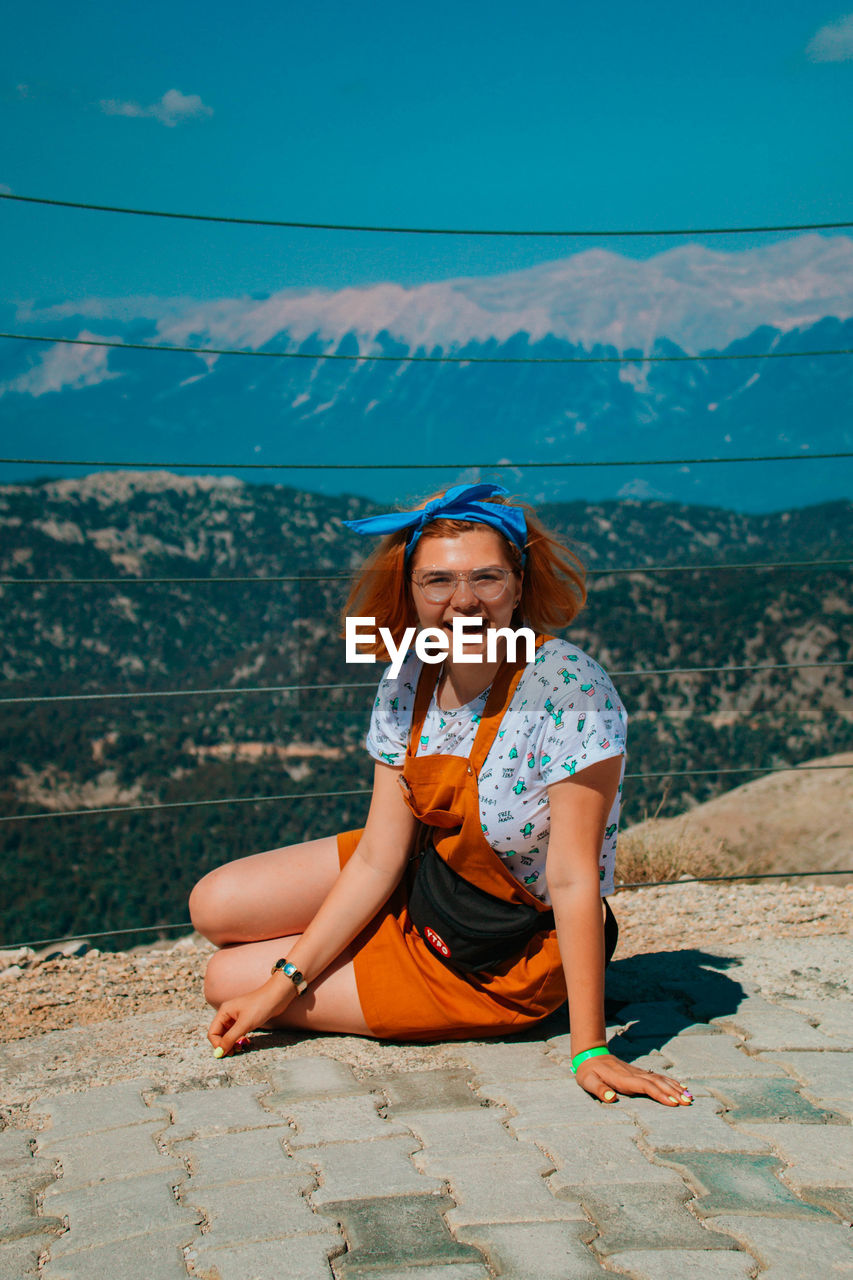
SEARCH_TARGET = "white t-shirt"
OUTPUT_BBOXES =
[365,637,628,901]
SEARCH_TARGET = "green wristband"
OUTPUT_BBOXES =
[570,1046,611,1075]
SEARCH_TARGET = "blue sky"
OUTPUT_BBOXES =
[1,0,852,303]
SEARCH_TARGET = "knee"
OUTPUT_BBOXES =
[189,867,238,946]
[202,948,235,1008]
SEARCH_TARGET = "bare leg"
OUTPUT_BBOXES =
[189,835,344,946]
[203,934,371,1036]
[191,835,372,1035]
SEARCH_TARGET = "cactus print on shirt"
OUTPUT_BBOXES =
[365,638,628,901]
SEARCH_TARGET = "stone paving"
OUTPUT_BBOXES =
[1,951,852,1279]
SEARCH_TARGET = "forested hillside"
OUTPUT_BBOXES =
[1,473,851,945]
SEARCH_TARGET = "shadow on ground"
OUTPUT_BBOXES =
[250,949,747,1063]
[522,947,747,1054]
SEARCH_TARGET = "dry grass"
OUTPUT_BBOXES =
[615,821,735,886]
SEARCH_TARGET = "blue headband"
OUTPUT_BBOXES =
[342,483,528,564]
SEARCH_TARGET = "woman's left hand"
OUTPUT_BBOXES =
[207,977,295,1057]
[575,1053,693,1107]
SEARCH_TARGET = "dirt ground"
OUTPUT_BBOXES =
[1,879,850,1045]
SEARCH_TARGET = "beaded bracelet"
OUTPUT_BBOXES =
[570,1046,611,1075]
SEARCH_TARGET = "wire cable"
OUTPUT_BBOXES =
[2,764,849,825]
[1,922,194,950]
[0,787,373,822]
[3,452,851,471]
[2,330,851,366]
[626,764,852,780]
[0,681,376,706]
[2,559,851,587]
[3,865,849,950]
[2,660,849,708]
[615,867,853,889]
[2,192,851,237]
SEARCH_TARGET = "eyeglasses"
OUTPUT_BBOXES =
[409,567,516,604]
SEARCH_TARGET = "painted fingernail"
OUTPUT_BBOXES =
[603,1089,616,1101]
[213,1046,225,1059]
[682,1091,693,1101]
[235,1036,251,1051]
[667,1095,679,1103]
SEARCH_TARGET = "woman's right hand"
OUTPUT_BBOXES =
[207,977,295,1057]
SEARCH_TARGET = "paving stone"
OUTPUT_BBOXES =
[172,1126,313,1189]
[180,1176,330,1242]
[306,1135,443,1204]
[36,1080,165,1141]
[620,1094,771,1152]
[542,1029,623,1065]
[580,1184,736,1255]
[45,1170,201,1252]
[0,1126,45,1172]
[658,1151,830,1218]
[656,1033,784,1078]
[381,1068,482,1113]
[539,1123,683,1189]
[415,1153,584,1228]
[714,997,840,1051]
[703,1075,848,1124]
[740,1122,853,1188]
[158,1083,283,1141]
[189,1234,345,1280]
[36,1119,172,1190]
[455,1220,602,1280]
[0,1132,62,1241]
[397,1106,521,1159]
[0,1237,45,1280]
[686,975,761,1025]
[606,1247,756,1278]
[474,1075,631,1127]
[335,1267,490,1280]
[712,1213,853,1278]
[40,1224,195,1279]
[601,1033,677,1064]
[272,1094,407,1147]
[454,1042,567,1081]
[320,1194,485,1275]
[797,1186,853,1220]
[609,1001,712,1039]
[264,1054,366,1100]
[758,1051,853,1113]
[807,1003,853,1047]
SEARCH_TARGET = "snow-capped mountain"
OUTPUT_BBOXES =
[14,233,853,356]
[1,234,851,511]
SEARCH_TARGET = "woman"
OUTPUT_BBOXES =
[190,483,692,1107]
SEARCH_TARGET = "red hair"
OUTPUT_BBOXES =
[341,490,586,660]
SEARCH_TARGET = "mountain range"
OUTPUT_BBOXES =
[1,234,851,511]
[1,474,851,943]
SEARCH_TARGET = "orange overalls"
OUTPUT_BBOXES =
[337,641,568,1040]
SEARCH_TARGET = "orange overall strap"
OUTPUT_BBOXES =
[408,633,551,766]
[468,633,549,777]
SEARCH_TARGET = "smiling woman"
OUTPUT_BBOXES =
[188,483,693,1110]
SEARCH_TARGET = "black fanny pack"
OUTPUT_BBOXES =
[407,839,555,975]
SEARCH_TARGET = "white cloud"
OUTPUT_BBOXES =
[99,88,213,127]
[0,335,123,398]
[806,13,853,61]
